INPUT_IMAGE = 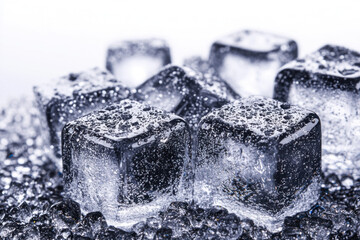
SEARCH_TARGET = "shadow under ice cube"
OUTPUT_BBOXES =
[209,30,298,98]
[274,45,360,178]
[62,99,191,228]
[195,96,321,232]
[106,39,171,88]
[33,68,130,161]
[134,65,239,130]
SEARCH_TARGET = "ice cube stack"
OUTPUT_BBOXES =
[30,31,360,233]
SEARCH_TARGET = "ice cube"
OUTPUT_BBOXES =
[274,45,360,178]
[184,56,219,76]
[194,96,321,232]
[33,68,130,161]
[134,65,239,130]
[209,30,298,98]
[106,39,171,88]
[62,99,191,228]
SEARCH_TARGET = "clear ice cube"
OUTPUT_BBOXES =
[194,96,321,232]
[106,39,171,88]
[62,99,192,228]
[209,30,298,98]
[134,65,239,131]
[33,68,130,161]
[274,44,360,178]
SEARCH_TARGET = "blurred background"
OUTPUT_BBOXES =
[0,0,359,105]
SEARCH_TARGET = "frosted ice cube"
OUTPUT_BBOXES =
[274,45,360,178]
[33,68,130,161]
[209,30,298,98]
[106,39,171,88]
[134,65,239,130]
[194,96,321,232]
[62,99,191,229]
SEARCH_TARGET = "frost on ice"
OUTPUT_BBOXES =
[274,44,360,178]
[209,30,298,98]
[194,96,321,232]
[106,39,171,88]
[33,68,130,161]
[62,99,192,228]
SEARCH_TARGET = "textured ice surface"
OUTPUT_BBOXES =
[2,97,360,239]
[209,30,298,98]
[134,64,239,131]
[33,67,130,161]
[62,99,191,228]
[106,39,171,88]
[195,96,321,232]
[274,45,360,178]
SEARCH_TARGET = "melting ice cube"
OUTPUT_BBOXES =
[274,44,360,178]
[194,96,321,232]
[62,99,192,228]
[106,39,171,88]
[33,68,130,162]
[209,30,298,98]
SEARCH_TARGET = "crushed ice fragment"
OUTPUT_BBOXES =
[209,30,298,97]
[106,39,171,88]
[194,96,322,232]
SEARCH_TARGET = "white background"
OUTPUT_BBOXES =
[0,0,360,105]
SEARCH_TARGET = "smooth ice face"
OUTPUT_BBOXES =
[220,54,281,97]
[135,64,239,131]
[209,30,298,98]
[195,96,321,232]
[62,99,192,228]
[274,45,360,178]
[106,39,171,88]
[113,55,164,88]
[33,68,130,161]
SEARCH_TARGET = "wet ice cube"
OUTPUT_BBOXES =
[62,99,191,227]
[106,39,171,88]
[134,65,239,130]
[33,67,130,160]
[195,96,321,231]
[209,30,298,98]
[274,45,360,178]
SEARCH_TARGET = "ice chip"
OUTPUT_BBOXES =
[274,44,360,178]
[194,96,321,232]
[62,99,192,229]
[209,30,298,98]
[33,68,130,162]
[134,65,239,131]
[106,39,171,88]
